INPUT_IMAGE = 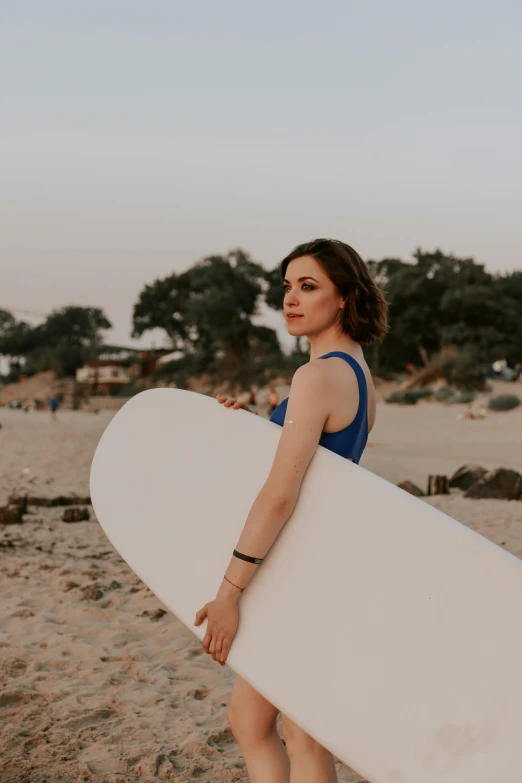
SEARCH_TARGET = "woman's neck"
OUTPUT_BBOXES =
[307,332,363,362]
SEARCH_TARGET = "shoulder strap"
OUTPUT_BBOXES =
[319,351,368,421]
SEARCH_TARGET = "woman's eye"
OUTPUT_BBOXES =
[283,284,314,293]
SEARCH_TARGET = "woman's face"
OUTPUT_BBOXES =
[283,255,345,338]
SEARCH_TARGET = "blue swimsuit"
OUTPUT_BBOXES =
[269,351,369,464]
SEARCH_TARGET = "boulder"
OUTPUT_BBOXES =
[464,468,522,500]
[62,507,90,523]
[0,505,24,525]
[7,494,28,514]
[397,480,425,497]
[53,495,91,507]
[28,495,91,508]
[449,465,487,491]
[26,497,53,507]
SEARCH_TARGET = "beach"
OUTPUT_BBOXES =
[1,392,521,782]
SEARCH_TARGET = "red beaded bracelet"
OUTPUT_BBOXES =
[224,575,244,593]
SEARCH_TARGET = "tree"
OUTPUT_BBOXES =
[0,310,37,378]
[0,306,112,378]
[372,249,514,372]
[34,306,112,376]
[133,249,282,387]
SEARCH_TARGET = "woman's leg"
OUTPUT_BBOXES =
[281,713,338,783]
[228,675,290,783]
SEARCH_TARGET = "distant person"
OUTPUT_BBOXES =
[49,394,59,422]
[492,358,507,379]
[268,386,279,416]
[457,402,487,421]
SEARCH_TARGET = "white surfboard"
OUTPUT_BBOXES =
[90,388,522,783]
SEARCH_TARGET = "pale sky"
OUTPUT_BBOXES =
[1,1,521,350]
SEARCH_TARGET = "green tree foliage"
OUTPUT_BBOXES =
[0,310,35,358]
[133,249,283,387]
[0,306,111,378]
[368,249,522,372]
[0,310,39,380]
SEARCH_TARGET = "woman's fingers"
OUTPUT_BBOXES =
[202,629,212,653]
[194,605,208,626]
[215,634,224,661]
[220,637,231,664]
[202,630,223,663]
[216,395,255,414]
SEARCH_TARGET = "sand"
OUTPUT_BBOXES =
[1,393,521,782]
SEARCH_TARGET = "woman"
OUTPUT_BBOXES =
[195,238,389,782]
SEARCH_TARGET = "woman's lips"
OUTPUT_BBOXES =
[285,314,303,319]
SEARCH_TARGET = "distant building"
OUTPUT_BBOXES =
[75,347,173,396]
[76,360,133,396]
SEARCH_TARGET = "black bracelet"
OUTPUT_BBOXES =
[233,549,264,565]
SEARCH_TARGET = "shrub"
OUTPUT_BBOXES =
[434,386,456,402]
[415,388,434,399]
[385,389,433,405]
[428,346,488,391]
[451,391,477,405]
[115,381,140,398]
[488,394,521,412]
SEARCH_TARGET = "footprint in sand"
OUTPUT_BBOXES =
[62,707,116,731]
[187,687,210,701]
[206,726,235,747]
[2,657,28,677]
[187,646,204,659]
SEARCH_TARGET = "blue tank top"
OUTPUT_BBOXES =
[269,351,369,463]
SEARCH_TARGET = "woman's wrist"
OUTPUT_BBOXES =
[216,577,242,602]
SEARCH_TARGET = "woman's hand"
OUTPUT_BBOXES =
[216,394,258,415]
[194,597,239,666]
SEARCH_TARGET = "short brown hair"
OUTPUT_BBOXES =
[280,238,390,345]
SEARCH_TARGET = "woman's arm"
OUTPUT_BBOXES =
[195,360,333,663]
[216,360,332,600]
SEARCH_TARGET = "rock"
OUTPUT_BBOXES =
[0,505,24,525]
[427,475,450,496]
[397,480,425,497]
[26,496,54,507]
[7,494,28,513]
[62,507,90,523]
[449,465,488,490]
[28,495,91,507]
[54,495,91,506]
[464,468,522,500]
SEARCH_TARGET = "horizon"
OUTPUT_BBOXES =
[2,246,519,357]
